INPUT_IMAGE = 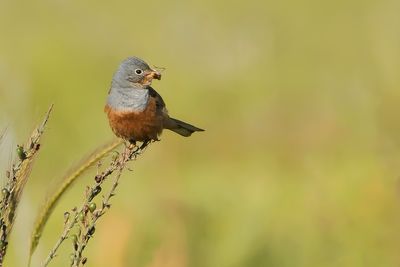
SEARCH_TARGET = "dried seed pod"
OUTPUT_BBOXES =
[88,186,102,201]
[94,174,102,183]
[78,212,85,223]
[88,226,95,236]
[1,189,9,199]
[16,145,27,160]
[88,203,96,213]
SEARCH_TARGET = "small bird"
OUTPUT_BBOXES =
[105,57,204,143]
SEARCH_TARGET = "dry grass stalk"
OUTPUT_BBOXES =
[42,141,151,267]
[29,139,123,260]
[0,105,53,266]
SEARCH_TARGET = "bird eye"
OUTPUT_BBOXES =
[135,69,143,75]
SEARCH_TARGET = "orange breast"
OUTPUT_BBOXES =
[104,98,163,142]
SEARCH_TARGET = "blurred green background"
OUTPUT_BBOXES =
[1,0,400,266]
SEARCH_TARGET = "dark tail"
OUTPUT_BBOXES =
[166,118,204,137]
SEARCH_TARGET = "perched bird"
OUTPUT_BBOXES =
[105,57,204,143]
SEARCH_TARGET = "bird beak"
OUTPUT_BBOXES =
[146,69,161,80]
[140,69,162,86]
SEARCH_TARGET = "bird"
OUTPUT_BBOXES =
[105,57,204,144]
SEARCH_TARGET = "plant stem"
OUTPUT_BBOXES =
[72,167,123,266]
[42,141,150,267]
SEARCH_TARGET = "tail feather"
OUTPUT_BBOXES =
[166,118,204,137]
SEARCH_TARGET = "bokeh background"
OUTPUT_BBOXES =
[1,0,400,266]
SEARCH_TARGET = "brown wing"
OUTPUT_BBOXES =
[147,87,168,115]
[146,86,205,138]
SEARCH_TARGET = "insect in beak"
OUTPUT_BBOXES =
[146,69,161,80]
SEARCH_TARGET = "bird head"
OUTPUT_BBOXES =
[112,57,161,88]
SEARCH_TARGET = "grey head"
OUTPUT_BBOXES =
[107,56,162,112]
[111,57,161,88]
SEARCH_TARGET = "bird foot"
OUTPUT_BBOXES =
[125,140,137,150]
